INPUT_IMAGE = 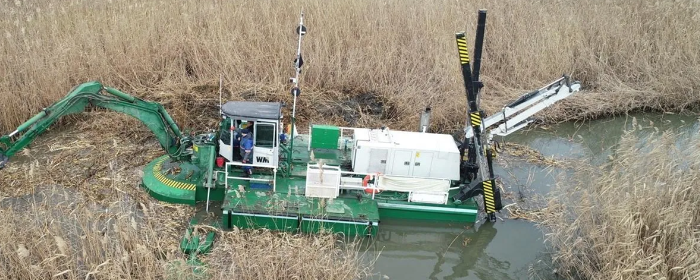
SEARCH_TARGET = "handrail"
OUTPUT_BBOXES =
[224,162,278,192]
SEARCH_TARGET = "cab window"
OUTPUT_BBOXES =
[255,123,275,148]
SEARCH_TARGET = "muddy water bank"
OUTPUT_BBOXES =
[369,112,699,280]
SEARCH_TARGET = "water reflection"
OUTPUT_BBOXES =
[370,219,544,280]
[505,113,699,165]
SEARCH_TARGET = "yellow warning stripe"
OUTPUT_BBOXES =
[483,180,495,213]
[456,37,470,65]
[152,159,197,191]
[470,112,482,127]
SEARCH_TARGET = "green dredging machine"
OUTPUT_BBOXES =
[0,10,580,256]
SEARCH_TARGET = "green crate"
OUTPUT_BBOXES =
[310,125,340,149]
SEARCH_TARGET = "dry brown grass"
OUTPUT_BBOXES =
[204,228,373,279]
[0,186,191,279]
[2,0,699,134]
[540,123,700,279]
[0,116,371,280]
[0,187,370,279]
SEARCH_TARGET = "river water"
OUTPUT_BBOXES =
[369,113,699,280]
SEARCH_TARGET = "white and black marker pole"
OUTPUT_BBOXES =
[291,10,305,121]
[289,12,305,145]
[287,10,306,171]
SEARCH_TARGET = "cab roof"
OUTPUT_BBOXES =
[221,101,282,121]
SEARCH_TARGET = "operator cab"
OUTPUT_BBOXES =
[219,101,282,168]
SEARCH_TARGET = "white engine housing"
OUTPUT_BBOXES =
[351,128,460,180]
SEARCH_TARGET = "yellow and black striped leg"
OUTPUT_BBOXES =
[482,179,497,222]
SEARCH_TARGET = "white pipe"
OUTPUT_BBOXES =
[292,94,298,121]
[223,161,278,193]
[226,162,277,169]
[229,122,234,152]
[206,187,211,213]
[273,169,277,192]
[340,170,452,181]
[227,176,273,183]
[307,124,312,151]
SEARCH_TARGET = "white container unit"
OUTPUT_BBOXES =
[351,128,460,181]
[305,163,342,199]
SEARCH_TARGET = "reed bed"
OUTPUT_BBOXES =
[204,228,372,279]
[0,187,370,279]
[0,115,371,279]
[540,123,700,279]
[2,0,699,134]
[0,186,190,279]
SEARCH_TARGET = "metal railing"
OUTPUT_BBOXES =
[225,161,278,192]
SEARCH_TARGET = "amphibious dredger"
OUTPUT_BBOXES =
[1,10,580,254]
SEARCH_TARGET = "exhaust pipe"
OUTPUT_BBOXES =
[419,107,431,133]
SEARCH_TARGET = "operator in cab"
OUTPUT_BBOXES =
[242,120,253,134]
[240,129,254,177]
[231,120,242,161]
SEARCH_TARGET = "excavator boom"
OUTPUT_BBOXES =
[465,76,581,141]
[452,10,581,222]
[0,81,189,169]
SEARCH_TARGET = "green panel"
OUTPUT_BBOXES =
[377,201,478,223]
[310,125,340,149]
[309,149,338,160]
[220,174,380,237]
[226,212,299,232]
[195,187,225,202]
[300,217,378,237]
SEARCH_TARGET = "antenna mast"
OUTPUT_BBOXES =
[219,74,223,116]
[286,10,306,174]
[291,10,305,119]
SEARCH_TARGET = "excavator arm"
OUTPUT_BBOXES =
[0,81,191,169]
[452,10,581,222]
[465,76,581,141]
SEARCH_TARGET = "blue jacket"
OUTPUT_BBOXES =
[240,135,254,161]
[232,130,241,147]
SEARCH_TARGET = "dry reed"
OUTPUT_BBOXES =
[0,187,189,279]
[204,228,373,279]
[540,123,700,279]
[0,187,370,279]
[2,0,699,135]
